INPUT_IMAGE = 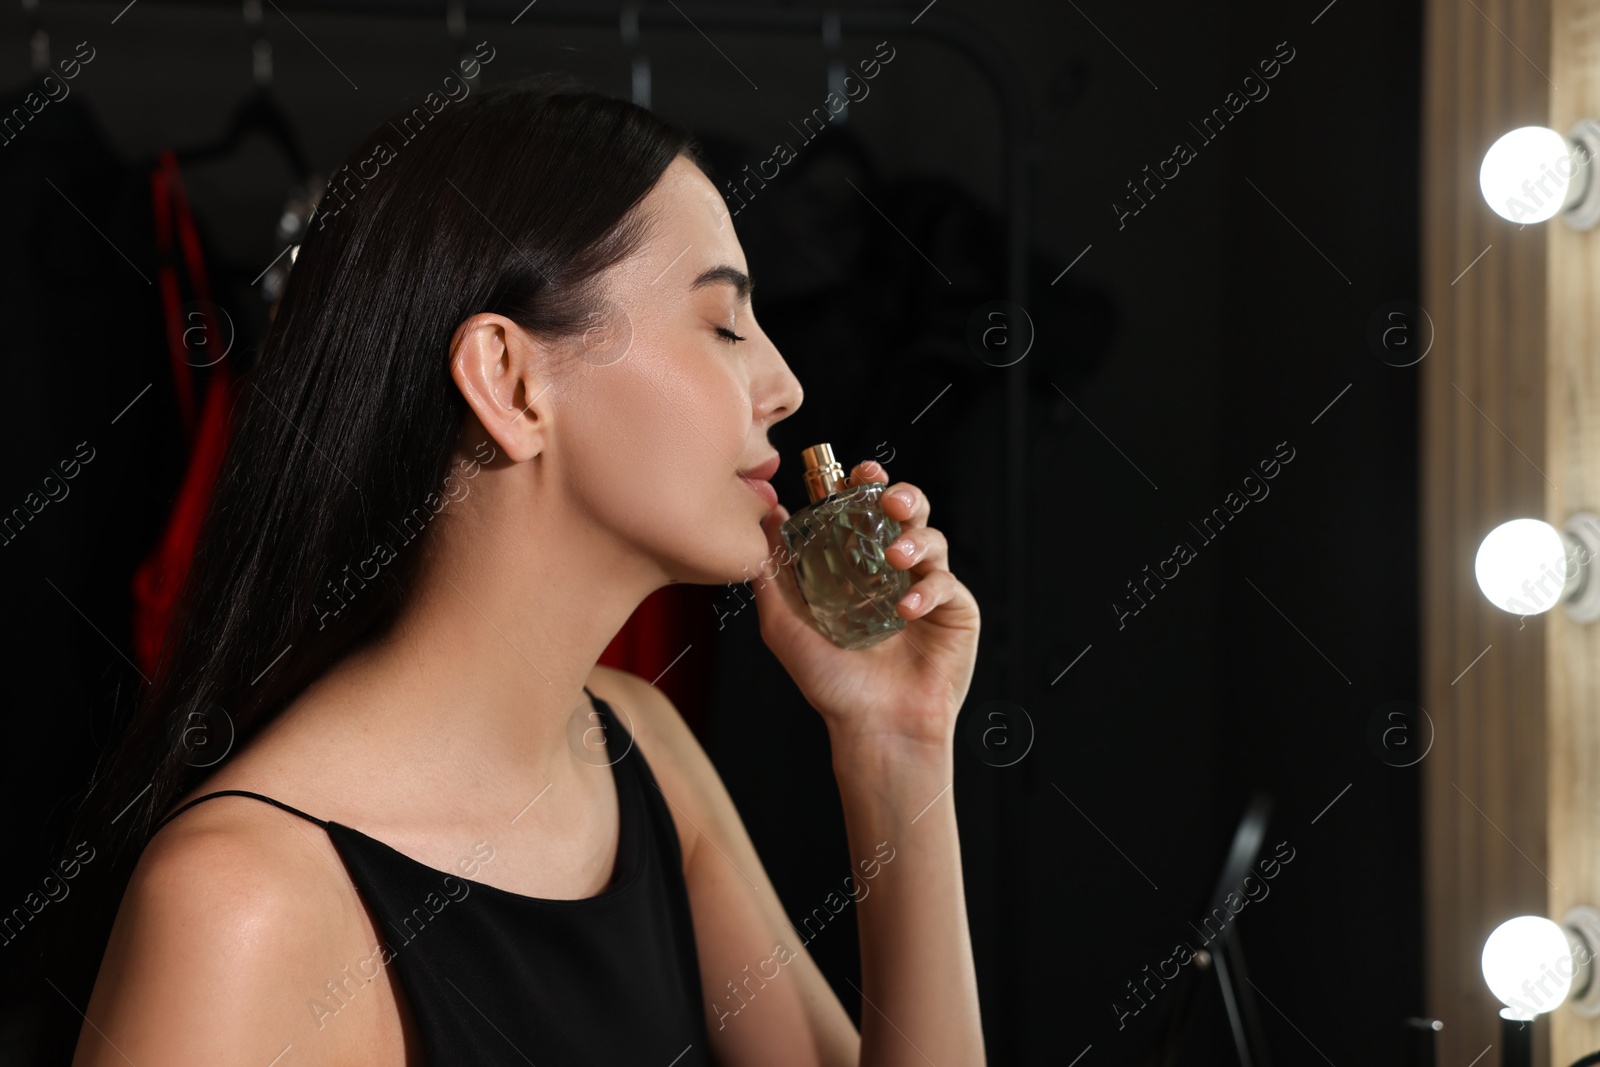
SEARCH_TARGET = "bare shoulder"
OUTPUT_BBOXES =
[73,800,376,1066]
[133,796,352,930]
[584,664,716,868]
[584,664,702,773]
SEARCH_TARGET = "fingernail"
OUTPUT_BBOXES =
[889,489,914,511]
[890,537,915,559]
[899,591,922,613]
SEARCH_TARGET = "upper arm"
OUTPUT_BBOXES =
[72,819,360,1067]
[607,670,860,1067]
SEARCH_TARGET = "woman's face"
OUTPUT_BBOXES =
[546,154,805,587]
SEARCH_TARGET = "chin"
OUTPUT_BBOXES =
[725,519,779,584]
[659,515,782,589]
[735,510,788,584]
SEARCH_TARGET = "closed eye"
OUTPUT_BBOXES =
[716,326,747,343]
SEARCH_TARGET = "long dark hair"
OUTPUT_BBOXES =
[40,71,706,1038]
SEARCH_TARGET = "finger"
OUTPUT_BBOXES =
[850,459,890,486]
[895,567,967,620]
[879,480,929,530]
[886,525,948,572]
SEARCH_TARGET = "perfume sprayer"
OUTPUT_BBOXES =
[778,443,911,650]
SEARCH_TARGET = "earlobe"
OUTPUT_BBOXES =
[449,314,547,463]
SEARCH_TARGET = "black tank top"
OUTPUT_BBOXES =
[152,687,711,1066]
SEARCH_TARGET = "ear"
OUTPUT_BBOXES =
[449,313,553,464]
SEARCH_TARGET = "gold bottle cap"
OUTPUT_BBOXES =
[800,443,849,504]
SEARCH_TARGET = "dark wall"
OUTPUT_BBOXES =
[0,1,1422,1064]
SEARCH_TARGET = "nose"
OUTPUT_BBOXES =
[756,345,804,426]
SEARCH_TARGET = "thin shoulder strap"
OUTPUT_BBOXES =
[583,684,596,699]
[153,789,330,835]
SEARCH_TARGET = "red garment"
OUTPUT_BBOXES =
[131,150,236,678]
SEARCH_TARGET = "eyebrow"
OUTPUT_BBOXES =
[690,264,754,304]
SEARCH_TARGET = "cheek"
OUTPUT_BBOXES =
[567,354,750,532]
[637,348,750,472]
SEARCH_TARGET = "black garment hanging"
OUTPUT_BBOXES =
[0,82,196,1057]
[152,688,712,1066]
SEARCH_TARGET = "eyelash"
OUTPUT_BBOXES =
[716,326,747,344]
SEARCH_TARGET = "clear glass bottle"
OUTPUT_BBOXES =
[779,443,911,650]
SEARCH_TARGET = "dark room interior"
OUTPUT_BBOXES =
[8,1,1577,1065]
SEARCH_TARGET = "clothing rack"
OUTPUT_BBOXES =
[94,0,1037,684]
[66,3,1038,1059]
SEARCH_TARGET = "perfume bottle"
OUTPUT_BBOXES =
[779,443,912,650]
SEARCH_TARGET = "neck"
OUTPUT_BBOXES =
[319,453,665,793]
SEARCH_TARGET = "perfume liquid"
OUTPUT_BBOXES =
[778,443,912,650]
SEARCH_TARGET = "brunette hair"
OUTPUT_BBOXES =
[39,72,708,1051]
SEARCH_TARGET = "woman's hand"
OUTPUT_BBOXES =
[750,458,981,755]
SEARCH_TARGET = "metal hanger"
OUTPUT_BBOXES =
[621,3,649,109]
[823,9,846,126]
[23,0,47,74]
[447,0,479,90]
[169,0,313,181]
[157,1,320,305]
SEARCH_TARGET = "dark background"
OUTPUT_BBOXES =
[0,1,1423,1064]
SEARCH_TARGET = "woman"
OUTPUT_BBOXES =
[69,73,984,1066]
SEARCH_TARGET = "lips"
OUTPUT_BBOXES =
[737,454,781,511]
[739,473,780,510]
[738,455,780,482]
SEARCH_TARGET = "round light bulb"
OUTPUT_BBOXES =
[1482,915,1574,1018]
[1475,518,1571,615]
[1480,126,1577,223]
